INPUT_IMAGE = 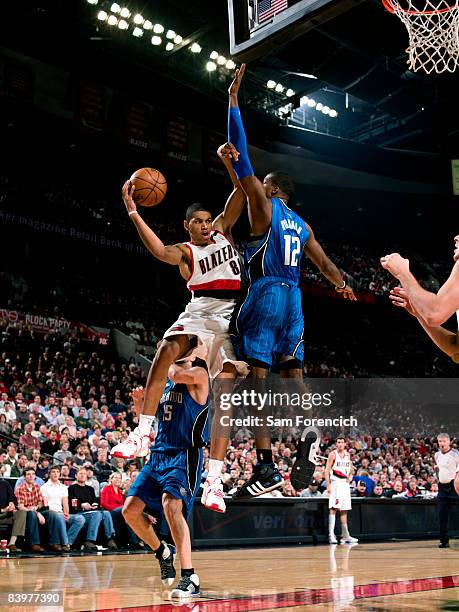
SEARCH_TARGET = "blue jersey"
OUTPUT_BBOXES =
[244,198,310,285]
[151,379,209,454]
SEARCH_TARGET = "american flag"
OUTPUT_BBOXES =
[257,0,289,24]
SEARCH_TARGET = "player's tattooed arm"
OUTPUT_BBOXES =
[303,224,357,301]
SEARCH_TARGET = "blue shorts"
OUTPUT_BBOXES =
[236,276,304,368]
[128,448,203,519]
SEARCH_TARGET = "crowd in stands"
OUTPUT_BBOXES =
[0,314,449,552]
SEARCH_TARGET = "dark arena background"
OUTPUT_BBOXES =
[1,1,459,610]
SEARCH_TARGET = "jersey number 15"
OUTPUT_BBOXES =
[284,235,301,267]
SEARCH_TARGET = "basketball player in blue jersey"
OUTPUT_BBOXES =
[223,64,356,499]
[122,358,208,599]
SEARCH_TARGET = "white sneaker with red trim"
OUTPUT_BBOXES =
[111,428,151,459]
[201,478,226,513]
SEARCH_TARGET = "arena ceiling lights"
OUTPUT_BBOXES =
[86,0,299,109]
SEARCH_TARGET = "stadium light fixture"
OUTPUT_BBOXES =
[132,27,143,37]
[275,83,284,93]
[190,43,202,53]
[107,15,118,25]
[151,35,162,45]
[267,80,276,89]
[153,23,164,34]
[97,10,108,20]
[166,29,176,39]
[210,51,218,60]
[217,55,226,66]
[110,3,121,13]
[87,0,98,5]
[174,34,183,44]
[329,109,338,118]
[286,88,295,97]
[133,14,144,25]
[226,59,236,70]
[119,7,130,18]
[308,99,316,107]
[300,96,309,105]
[143,20,153,30]
[206,61,217,72]
[166,42,174,51]
[316,102,323,111]
[118,19,128,30]
[322,106,330,115]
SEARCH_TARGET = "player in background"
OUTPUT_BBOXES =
[219,64,356,499]
[122,359,208,599]
[434,433,459,548]
[325,437,358,545]
[112,155,248,513]
[382,235,459,362]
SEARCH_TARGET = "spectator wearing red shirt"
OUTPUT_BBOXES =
[101,472,140,548]
[19,423,41,452]
[15,468,46,551]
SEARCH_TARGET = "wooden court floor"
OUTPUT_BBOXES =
[1,540,458,611]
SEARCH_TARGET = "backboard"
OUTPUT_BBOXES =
[228,0,365,62]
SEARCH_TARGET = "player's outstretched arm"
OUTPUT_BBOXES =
[228,64,271,234]
[303,224,356,301]
[381,253,459,326]
[122,180,190,271]
[390,287,459,361]
[213,143,246,235]
[168,364,209,405]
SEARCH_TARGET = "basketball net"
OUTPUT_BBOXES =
[383,0,459,73]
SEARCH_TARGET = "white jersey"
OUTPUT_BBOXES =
[331,450,352,482]
[185,231,241,299]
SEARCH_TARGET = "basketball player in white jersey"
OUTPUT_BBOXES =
[111,148,248,513]
[325,437,358,545]
[381,235,459,362]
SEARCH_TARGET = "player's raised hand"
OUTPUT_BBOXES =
[130,386,144,411]
[380,253,410,279]
[389,286,416,317]
[228,63,246,99]
[217,142,240,161]
[336,284,357,301]
[122,180,137,216]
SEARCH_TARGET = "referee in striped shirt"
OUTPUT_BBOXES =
[435,433,459,548]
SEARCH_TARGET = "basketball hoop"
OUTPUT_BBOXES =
[382,0,459,73]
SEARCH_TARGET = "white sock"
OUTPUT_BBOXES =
[138,414,154,436]
[328,514,336,537]
[342,523,350,538]
[207,459,223,482]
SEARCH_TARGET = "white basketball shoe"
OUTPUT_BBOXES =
[111,428,151,459]
[201,478,226,513]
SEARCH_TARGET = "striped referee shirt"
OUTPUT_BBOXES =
[435,449,459,483]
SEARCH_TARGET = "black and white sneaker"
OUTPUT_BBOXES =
[156,542,176,586]
[233,463,283,500]
[170,574,200,599]
[290,426,320,490]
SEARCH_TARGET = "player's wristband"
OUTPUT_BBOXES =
[128,210,138,217]
[335,280,346,291]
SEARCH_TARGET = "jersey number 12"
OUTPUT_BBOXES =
[284,235,301,267]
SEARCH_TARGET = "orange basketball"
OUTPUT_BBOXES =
[129,167,167,207]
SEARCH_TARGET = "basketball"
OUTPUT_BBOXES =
[129,167,167,207]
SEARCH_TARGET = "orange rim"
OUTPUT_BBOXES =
[383,0,459,15]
